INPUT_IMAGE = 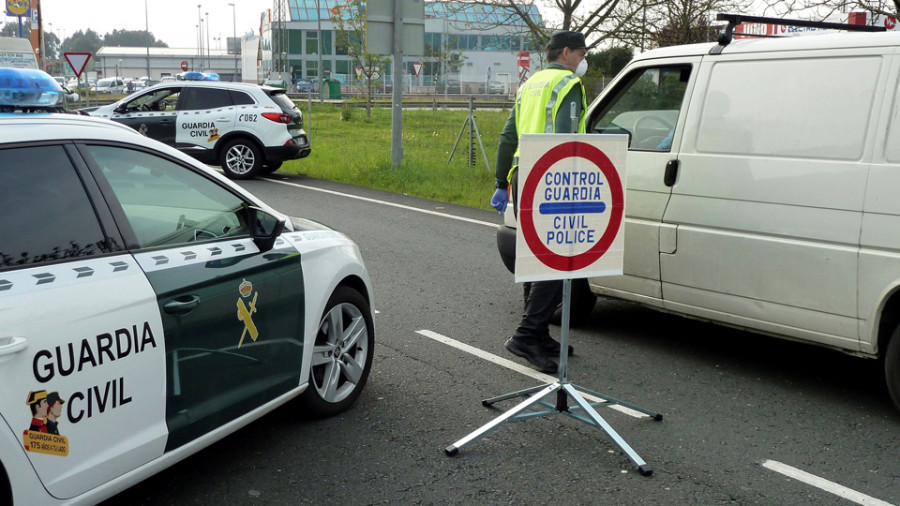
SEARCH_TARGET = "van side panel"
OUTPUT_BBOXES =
[661,50,888,351]
[860,54,900,354]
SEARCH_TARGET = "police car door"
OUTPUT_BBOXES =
[586,59,699,302]
[174,85,236,157]
[79,144,305,451]
[0,143,167,499]
[108,86,181,146]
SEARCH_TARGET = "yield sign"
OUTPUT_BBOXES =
[354,66,364,79]
[412,61,422,77]
[64,52,91,78]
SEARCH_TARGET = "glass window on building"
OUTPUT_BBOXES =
[290,59,303,79]
[289,30,303,54]
[306,30,319,55]
[307,60,318,78]
[322,30,333,55]
[336,60,350,78]
[425,32,442,54]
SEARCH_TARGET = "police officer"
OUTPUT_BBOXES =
[490,30,588,373]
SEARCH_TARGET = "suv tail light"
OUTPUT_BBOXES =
[262,112,292,124]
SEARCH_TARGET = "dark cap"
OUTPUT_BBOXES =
[547,31,586,49]
[47,392,66,405]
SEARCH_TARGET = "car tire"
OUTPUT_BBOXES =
[885,326,900,410]
[220,138,262,180]
[261,161,283,174]
[300,286,374,417]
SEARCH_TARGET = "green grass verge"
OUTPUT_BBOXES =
[281,101,511,211]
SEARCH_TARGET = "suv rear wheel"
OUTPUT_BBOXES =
[221,138,262,179]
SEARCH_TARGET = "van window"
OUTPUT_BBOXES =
[696,57,881,160]
[591,64,691,151]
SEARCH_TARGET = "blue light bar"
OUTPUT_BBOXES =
[0,67,63,108]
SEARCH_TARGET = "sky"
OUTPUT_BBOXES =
[8,0,276,49]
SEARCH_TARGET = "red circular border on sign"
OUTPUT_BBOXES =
[519,141,624,271]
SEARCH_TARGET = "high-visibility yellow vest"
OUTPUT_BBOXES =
[510,68,587,182]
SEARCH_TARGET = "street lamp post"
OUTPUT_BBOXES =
[228,3,237,81]
[205,12,211,71]
[197,4,203,70]
[145,0,151,80]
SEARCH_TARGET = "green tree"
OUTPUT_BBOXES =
[1,18,32,37]
[61,29,103,55]
[581,46,633,99]
[103,29,168,48]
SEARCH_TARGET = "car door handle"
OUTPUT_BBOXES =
[0,337,27,357]
[664,159,679,187]
[163,295,201,315]
[215,117,232,122]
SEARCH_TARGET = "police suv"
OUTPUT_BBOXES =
[88,79,310,180]
[0,68,374,505]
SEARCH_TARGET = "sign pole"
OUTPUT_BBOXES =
[444,133,662,475]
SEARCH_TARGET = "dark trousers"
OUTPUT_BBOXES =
[513,280,562,343]
[509,167,563,343]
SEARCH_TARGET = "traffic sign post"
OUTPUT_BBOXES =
[445,134,662,475]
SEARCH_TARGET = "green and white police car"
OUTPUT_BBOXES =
[87,79,310,180]
[0,68,374,505]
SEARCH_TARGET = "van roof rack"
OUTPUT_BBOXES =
[712,13,887,53]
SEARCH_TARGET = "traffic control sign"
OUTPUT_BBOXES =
[64,52,91,78]
[412,61,422,77]
[515,134,628,282]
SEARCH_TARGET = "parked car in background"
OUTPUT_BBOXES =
[94,77,126,94]
[295,77,315,94]
[488,80,505,94]
[87,80,311,179]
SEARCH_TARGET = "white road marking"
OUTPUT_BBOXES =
[762,460,894,506]
[265,178,499,228]
[415,329,649,418]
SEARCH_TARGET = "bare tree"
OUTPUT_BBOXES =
[331,0,390,118]
[761,0,899,21]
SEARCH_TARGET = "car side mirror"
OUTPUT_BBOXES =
[247,206,285,252]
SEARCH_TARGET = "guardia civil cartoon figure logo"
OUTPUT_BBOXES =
[23,390,70,457]
[237,279,259,347]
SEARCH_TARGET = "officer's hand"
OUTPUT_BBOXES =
[491,188,509,214]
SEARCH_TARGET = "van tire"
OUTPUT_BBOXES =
[885,326,900,410]
[220,138,262,180]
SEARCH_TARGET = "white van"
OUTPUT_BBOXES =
[94,76,125,93]
[497,15,900,410]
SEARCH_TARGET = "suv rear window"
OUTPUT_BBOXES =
[267,90,298,113]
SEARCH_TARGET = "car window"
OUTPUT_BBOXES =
[123,87,181,112]
[591,64,691,151]
[179,86,233,110]
[267,90,298,112]
[0,145,111,269]
[83,145,250,248]
[230,90,255,105]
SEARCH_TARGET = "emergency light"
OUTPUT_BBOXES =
[0,67,63,109]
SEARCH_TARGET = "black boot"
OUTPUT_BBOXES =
[505,337,558,373]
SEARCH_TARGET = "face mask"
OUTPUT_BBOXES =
[575,58,588,77]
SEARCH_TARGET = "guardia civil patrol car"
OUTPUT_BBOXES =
[0,68,374,505]
[87,79,310,180]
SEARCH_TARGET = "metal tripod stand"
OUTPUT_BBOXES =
[444,279,662,476]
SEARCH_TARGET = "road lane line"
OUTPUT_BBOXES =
[415,329,649,418]
[265,178,499,228]
[762,460,894,506]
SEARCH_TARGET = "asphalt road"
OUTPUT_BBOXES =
[103,172,900,506]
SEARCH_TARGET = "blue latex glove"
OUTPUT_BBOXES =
[491,188,509,214]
